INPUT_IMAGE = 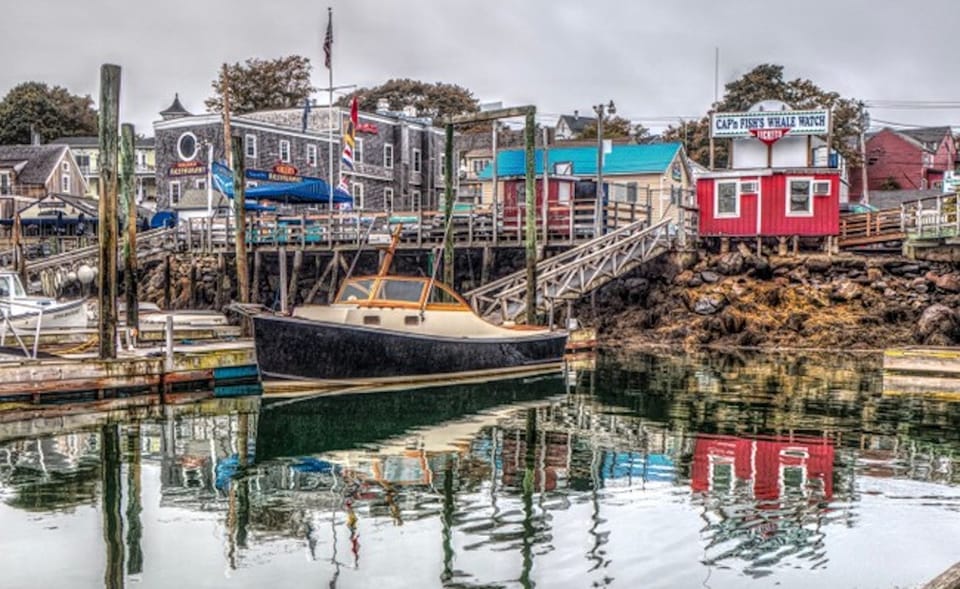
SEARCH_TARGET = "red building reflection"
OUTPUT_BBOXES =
[691,434,834,501]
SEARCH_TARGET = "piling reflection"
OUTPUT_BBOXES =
[1,353,960,588]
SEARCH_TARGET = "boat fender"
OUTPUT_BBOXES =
[503,320,516,327]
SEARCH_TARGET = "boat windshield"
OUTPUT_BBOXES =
[337,279,375,302]
[0,275,24,298]
[375,279,425,303]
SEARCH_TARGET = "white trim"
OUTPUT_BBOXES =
[155,115,340,143]
[306,143,318,167]
[279,139,291,163]
[383,144,394,169]
[0,171,11,196]
[786,176,815,217]
[813,180,831,196]
[714,179,740,218]
[41,145,70,186]
[245,134,258,159]
[60,172,70,193]
[355,138,364,163]
[352,182,365,208]
[412,148,422,173]
[384,187,394,211]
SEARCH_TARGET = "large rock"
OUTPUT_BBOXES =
[831,280,862,302]
[915,304,960,345]
[935,273,960,293]
[805,257,833,273]
[693,294,726,315]
[700,270,721,284]
[716,252,744,275]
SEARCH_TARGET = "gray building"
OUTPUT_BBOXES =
[152,96,449,214]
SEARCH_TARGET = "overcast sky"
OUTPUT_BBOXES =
[2,0,958,137]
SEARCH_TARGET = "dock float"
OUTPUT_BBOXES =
[883,347,960,395]
[0,340,260,405]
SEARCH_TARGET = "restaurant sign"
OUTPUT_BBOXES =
[168,161,206,176]
[711,109,830,139]
[247,165,303,183]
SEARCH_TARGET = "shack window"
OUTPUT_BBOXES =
[715,180,739,217]
[788,179,813,216]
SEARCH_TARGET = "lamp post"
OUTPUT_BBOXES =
[593,100,615,236]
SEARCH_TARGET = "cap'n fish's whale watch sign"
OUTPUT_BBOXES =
[711,109,830,139]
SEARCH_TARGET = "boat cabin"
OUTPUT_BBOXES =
[0,271,28,301]
[336,276,471,311]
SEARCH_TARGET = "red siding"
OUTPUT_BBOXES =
[503,178,577,233]
[698,171,840,237]
[849,129,957,197]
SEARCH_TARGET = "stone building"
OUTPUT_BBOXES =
[152,96,448,213]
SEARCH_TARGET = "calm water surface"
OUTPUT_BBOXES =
[2,350,959,588]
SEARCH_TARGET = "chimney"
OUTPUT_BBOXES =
[30,125,41,145]
[573,110,579,120]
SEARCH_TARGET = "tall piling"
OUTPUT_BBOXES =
[98,64,121,359]
[119,123,138,337]
[231,138,249,304]
[524,111,537,325]
[443,123,455,288]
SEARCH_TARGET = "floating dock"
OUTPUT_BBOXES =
[883,347,960,395]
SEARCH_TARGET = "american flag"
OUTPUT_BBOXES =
[338,96,358,192]
[323,9,333,70]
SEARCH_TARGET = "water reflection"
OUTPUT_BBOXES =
[1,352,959,588]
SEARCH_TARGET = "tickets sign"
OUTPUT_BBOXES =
[712,109,829,138]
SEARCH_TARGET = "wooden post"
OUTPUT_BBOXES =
[443,123,455,288]
[524,110,538,325]
[289,248,303,308]
[231,138,249,303]
[12,213,24,284]
[163,255,172,309]
[278,246,288,313]
[251,250,261,304]
[98,64,121,360]
[120,123,138,338]
[481,246,493,286]
[222,64,233,168]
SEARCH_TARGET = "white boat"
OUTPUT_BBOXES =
[0,271,88,331]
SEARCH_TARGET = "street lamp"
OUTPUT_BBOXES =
[593,100,616,236]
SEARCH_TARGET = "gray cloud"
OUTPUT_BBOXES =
[1,0,957,137]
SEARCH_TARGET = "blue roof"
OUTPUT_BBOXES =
[477,142,682,179]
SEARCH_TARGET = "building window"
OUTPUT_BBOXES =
[61,161,70,172]
[715,180,739,217]
[473,158,492,176]
[279,140,291,163]
[384,187,394,211]
[60,173,71,193]
[245,134,257,159]
[412,189,421,205]
[75,154,90,173]
[136,150,147,169]
[0,172,11,195]
[352,182,364,209]
[440,154,447,177]
[355,138,363,164]
[177,132,199,162]
[558,182,572,204]
[413,148,422,173]
[383,144,394,169]
[196,178,206,190]
[787,178,813,216]
[169,181,181,205]
[554,161,573,175]
[307,144,318,167]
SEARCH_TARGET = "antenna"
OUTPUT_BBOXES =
[714,47,720,107]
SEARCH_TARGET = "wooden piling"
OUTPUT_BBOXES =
[251,250,262,304]
[278,246,288,314]
[289,248,302,308]
[163,255,172,310]
[231,138,249,304]
[120,123,138,337]
[524,110,537,325]
[481,246,493,285]
[443,123,455,288]
[98,64,121,359]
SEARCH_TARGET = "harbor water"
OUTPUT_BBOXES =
[1,350,959,588]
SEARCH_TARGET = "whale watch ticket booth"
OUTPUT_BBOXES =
[697,100,842,252]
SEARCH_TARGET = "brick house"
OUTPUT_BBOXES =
[0,144,86,220]
[849,126,958,198]
[152,96,448,214]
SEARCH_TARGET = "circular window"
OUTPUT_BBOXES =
[177,132,199,162]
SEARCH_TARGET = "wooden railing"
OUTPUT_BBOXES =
[838,208,905,247]
[905,193,960,240]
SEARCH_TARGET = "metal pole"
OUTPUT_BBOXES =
[595,105,604,238]
[524,111,537,325]
[279,245,288,313]
[542,126,549,243]
[206,142,214,216]
[328,7,335,246]
[98,64,120,360]
[492,122,499,246]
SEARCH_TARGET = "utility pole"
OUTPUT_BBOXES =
[98,64,120,360]
[221,64,233,168]
[860,110,871,205]
[120,123,138,341]
[231,138,250,304]
[593,100,615,237]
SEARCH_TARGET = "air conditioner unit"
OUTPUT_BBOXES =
[740,181,758,194]
[813,181,831,195]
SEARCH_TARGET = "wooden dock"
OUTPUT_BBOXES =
[883,347,960,395]
[0,339,259,405]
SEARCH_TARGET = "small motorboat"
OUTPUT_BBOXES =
[254,229,568,381]
[0,271,88,331]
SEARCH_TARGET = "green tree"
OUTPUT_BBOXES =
[0,82,97,144]
[205,56,315,114]
[337,78,479,124]
[663,64,866,168]
[575,117,656,144]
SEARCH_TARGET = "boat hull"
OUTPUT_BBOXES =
[253,314,568,380]
[3,298,89,330]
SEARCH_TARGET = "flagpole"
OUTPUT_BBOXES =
[326,6,334,246]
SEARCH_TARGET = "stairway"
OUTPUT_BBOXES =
[465,218,673,323]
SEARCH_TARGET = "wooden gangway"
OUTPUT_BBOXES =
[838,209,905,247]
[465,218,674,323]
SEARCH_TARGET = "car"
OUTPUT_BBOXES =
[839,202,879,215]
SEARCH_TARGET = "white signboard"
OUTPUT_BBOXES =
[711,109,830,138]
[944,170,960,194]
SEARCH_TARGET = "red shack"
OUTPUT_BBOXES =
[697,169,841,237]
[699,101,843,243]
